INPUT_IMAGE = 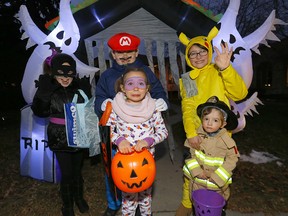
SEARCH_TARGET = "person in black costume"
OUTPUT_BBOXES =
[31,53,91,216]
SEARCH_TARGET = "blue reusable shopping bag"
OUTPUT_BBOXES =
[64,89,101,156]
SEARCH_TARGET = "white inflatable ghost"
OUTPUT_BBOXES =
[212,0,286,133]
[16,0,99,104]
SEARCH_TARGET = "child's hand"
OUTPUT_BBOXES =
[35,74,59,93]
[134,140,149,152]
[155,98,168,111]
[214,42,233,71]
[101,99,113,111]
[187,135,203,150]
[118,140,133,154]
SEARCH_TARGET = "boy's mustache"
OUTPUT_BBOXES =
[120,56,132,61]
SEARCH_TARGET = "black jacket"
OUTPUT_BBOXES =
[31,75,91,152]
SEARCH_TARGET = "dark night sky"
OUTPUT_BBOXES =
[0,5,29,110]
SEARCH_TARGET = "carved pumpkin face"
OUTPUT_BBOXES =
[111,149,156,193]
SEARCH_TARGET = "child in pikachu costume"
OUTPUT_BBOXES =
[176,26,248,215]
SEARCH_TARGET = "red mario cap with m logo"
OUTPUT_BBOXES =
[108,32,141,51]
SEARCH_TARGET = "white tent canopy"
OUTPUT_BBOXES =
[84,8,187,95]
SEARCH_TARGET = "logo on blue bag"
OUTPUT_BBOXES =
[65,103,78,147]
[70,105,78,144]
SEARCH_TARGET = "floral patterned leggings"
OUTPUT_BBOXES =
[122,187,152,216]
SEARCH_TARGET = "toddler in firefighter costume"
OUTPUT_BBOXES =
[183,96,240,214]
[176,26,248,215]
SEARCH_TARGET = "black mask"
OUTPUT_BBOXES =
[51,53,76,77]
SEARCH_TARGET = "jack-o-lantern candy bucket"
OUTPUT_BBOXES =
[111,149,156,193]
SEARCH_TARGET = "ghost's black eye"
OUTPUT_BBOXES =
[229,34,236,44]
[65,38,72,46]
[56,31,64,40]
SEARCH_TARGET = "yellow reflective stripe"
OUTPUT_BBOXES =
[215,167,232,182]
[195,150,205,160]
[194,178,219,189]
[183,164,191,176]
[185,159,200,170]
[204,157,224,166]
[195,150,224,166]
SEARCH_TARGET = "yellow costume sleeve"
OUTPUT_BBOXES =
[221,65,248,101]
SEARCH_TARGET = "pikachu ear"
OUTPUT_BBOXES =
[178,32,190,46]
[207,26,219,41]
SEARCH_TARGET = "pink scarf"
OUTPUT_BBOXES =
[112,92,156,123]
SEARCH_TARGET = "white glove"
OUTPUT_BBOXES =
[101,99,113,111]
[155,98,168,111]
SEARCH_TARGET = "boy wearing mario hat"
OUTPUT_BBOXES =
[107,32,141,67]
[107,32,141,52]
[94,32,169,216]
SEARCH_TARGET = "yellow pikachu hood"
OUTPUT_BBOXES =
[179,26,219,70]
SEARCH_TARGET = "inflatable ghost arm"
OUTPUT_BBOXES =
[72,54,99,81]
[231,92,264,134]
[16,5,47,49]
[244,10,287,54]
